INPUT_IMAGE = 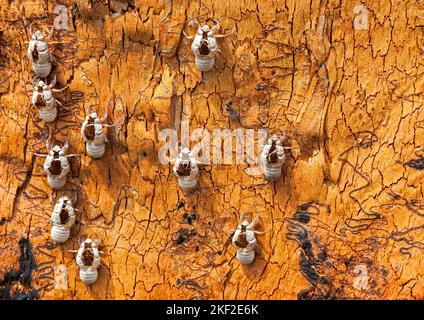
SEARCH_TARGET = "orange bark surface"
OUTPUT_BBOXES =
[0,0,424,299]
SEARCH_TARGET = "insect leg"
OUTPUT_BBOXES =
[52,84,69,93]
[182,31,194,40]
[33,153,48,157]
[214,30,235,39]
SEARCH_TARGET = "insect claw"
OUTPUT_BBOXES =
[182,30,193,40]
[251,213,260,227]
[77,235,84,246]
[74,112,85,121]
[46,24,55,40]
[94,238,101,247]
[49,74,57,88]
[240,212,247,222]
[211,19,221,34]
[55,99,64,107]
[63,140,69,152]
[189,18,199,29]
[101,109,109,123]
[29,21,36,36]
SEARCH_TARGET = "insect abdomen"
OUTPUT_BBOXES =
[195,56,215,71]
[38,106,57,122]
[32,62,52,78]
[47,175,67,189]
[263,164,282,181]
[236,249,255,265]
[86,142,106,159]
[178,176,197,191]
[79,267,98,285]
[51,225,70,243]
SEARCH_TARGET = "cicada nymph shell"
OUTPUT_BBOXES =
[50,196,76,243]
[232,213,260,265]
[173,148,199,192]
[44,144,71,189]
[76,238,102,285]
[32,77,67,122]
[81,112,107,159]
[27,30,53,78]
[184,19,232,72]
[260,135,287,181]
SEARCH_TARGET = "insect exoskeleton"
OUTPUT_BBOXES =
[32,76,68,122]
[81,112,107,159]
[50,196,76,243]
[183,19,233,72]
[34,141,81,189]
[173,147,199,192]
[27,30,52,78]
[75,238,102,285]
[232,213,261,265]
[260,135,287,181]
[44,144,70,189]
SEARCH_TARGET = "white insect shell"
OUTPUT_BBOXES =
[232,218,258,265]
[191,24,219,71]
[260,135,287,181]
[76,238,102,285]
[173,148,199,191]
[43,145,71,189]
[50,196,76,243]
[27,31,52,78]
[32,80,58,122]
[81,113,108,159]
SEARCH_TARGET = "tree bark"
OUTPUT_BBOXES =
[0,0,423,299]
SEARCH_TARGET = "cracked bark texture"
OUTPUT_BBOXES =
[1,0,424,299]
